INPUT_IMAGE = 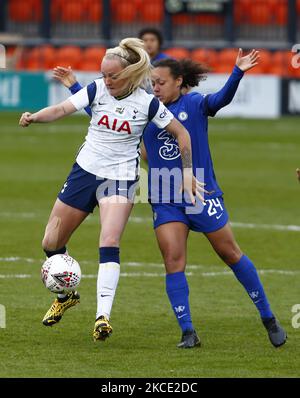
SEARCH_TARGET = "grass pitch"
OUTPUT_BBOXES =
[0,112,300,378]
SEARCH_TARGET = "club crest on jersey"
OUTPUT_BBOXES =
[98,115,131,134]
[178,111,188,121]
[115,106,125,114]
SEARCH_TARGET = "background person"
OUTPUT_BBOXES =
[138,27,169,64]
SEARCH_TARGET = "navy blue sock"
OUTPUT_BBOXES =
[99,247,120,264]
[166,272,194,333]
[229,255,273,319]
[44,246,67,258]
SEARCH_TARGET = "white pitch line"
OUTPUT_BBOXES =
[1,257,299,276]
[129,217,300,232]
[1,212,300,233]
[0,274,32,278]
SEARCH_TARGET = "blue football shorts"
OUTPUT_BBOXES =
[151,196,229,233]
[58,162,139,213]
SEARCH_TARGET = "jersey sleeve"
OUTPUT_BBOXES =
[68,81,97,111]
[150,98,174,128]
[69,82,92,117]
[204,66,244,116]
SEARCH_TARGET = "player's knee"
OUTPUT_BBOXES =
[219,247,242,265]
[217,243,242,265]
[163,251,185,273]
[42,216,63,251]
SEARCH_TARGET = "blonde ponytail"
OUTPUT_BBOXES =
[104,37,152,92]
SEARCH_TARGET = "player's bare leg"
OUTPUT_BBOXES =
[93,196,133,342]
[42,199,89,326]
[155,222,200,348]
[42,198,89,252]
[205,222,287,348]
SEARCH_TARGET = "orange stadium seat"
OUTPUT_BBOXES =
[61,1,85,23]
[271,50,292,77]
[86,1,103,22]
[140,0,164,23]
[255,49,272,73]
[219,48,238,65]
[267,64,285,76]
[212,49,238,74]
[55,46,83,69]
[245,65,265,74]
[274,0,288,25]
[212,64,233,74]
[83,46,106,64]
[111,0,138,22]
[190,48,218,71]
[164,48,190,60]
[79,60,101,71]
[248,1,274,25]
[23,45,56,70]
[172,14,192,25]
[234,0,252,24]
[32,45,56,70]
[194,14,224,25]
[9,0,42,22]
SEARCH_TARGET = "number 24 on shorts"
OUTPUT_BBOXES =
[206,198,224,217]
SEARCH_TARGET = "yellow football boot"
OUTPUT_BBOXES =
[93,316,113,341]
[42,291,80,326]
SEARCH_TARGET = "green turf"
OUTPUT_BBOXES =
[1,113,300,378]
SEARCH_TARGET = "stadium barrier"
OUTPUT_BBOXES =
[0,70,299,117]
[0,70,48,109]
[281,78,300,114]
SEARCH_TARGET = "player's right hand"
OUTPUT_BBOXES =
[19,112,34,127]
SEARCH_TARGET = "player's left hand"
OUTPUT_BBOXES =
[53,66,77,88]
[180,170,209,205]
[236,48,259,72]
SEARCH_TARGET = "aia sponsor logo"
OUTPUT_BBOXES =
[98,115,131,134]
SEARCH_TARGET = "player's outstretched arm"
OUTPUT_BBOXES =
[296,168,300,182]
[206,48,260,115]
[19,99,76,127]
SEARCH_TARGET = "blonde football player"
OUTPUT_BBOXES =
[19,38,205,342]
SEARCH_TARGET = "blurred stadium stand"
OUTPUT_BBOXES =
[0,0,299,76]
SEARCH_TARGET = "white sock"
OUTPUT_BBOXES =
[96,262,120,320]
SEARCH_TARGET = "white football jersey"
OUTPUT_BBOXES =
[69,78,173,180]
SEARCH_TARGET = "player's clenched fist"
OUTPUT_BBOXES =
[19,112,34,127]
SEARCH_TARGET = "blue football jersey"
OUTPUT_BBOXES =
[143,92,223,205]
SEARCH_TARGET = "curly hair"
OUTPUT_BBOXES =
[153,58,209,88]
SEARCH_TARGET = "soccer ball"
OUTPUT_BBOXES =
[41,254,81,293]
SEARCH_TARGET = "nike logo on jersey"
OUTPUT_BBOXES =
[216,212,223,220]
[178,314,187,319]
